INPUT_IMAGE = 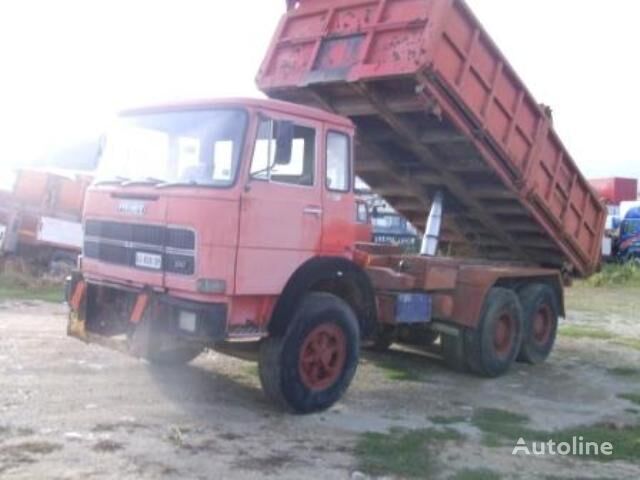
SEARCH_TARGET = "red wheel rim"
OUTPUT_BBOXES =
[532,304,552,345]
[298,324,347,391]
[493,313,515,357]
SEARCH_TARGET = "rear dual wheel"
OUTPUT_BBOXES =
[259,292,360,414]
[442,285,559,377]
[466,288,524,377]
[517,284,559,365]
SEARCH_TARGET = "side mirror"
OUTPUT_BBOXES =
[274,120,294,165]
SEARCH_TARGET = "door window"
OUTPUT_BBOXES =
[250,118,316,186]
[326,131,350,192]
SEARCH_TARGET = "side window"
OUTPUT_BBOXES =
[250,118,316,186]
[326,131,350,192]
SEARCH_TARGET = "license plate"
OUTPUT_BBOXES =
[135,252,162,270]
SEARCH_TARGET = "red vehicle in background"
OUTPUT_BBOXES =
[65,0,605,413]
[590,177,638,207]
[589,177,638,259]
[0,168,93,270]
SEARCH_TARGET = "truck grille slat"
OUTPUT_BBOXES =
[84,220,195,275]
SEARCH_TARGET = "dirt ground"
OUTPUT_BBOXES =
[1,287,639,480]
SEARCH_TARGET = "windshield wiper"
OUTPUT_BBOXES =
[121,177,165,187]
[94,176,130,186]
[156,180,200,189]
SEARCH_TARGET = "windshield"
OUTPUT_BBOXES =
[97,108,247,187]
[622,219,640,237]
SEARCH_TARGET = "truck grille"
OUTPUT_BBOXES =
[83,220,195,275]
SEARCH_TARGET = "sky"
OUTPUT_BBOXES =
[0,0,639,190]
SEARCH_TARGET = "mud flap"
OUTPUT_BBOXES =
[66,275,87,341]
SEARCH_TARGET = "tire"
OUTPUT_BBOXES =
[258,292,360,414]
[466,288,524,378]
[517,283,559,365]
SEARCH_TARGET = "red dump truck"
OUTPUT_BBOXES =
[589,177,638,207]
[66,0,606,413]
[0,168,93,270]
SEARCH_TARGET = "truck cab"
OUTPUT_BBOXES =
[67,98,375,412]
[616,204,640,264]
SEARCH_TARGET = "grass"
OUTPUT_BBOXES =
[558,325,640,352]
[451,468,502,480]
[583,263,640,288]
[471,408,530,447]
[0,270,63,303]
[471,407,640,463]
[548,424,640,463]
[618,393,640,406]
[356,407,640,475]
[242,364,259,378]
[607,367,640,377]
[558,325,616,341]
[565,282,640,318]
[355,428,463,478]
[615,338,640,351]
[430,415,468,425]
[377,357,424,382]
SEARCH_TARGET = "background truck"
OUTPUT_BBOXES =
[0,168,92,273]
[65,0,606,413]
[589,177,638,259]
[612,201,640,264]
[357,185,420,249]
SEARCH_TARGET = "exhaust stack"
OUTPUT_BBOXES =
[420,190,444,256]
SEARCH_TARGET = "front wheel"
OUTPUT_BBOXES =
[259,292,360,414]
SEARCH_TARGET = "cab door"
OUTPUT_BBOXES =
[320,128,362,255]
[236,114,322,294]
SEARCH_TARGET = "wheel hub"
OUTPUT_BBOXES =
[532,304,552,345]
[299,324,347,391]
[493,313,514,357]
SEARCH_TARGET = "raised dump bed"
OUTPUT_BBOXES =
[257,0,606,277]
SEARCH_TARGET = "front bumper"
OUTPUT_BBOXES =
[66,273,228,354]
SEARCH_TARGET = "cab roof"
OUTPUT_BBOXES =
[120,97,354,129]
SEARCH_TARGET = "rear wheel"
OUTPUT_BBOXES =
[466,288,524,377]
[259,292,360,414]
[517,284,559,365]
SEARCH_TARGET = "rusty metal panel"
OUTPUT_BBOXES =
[258,0,606,276]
